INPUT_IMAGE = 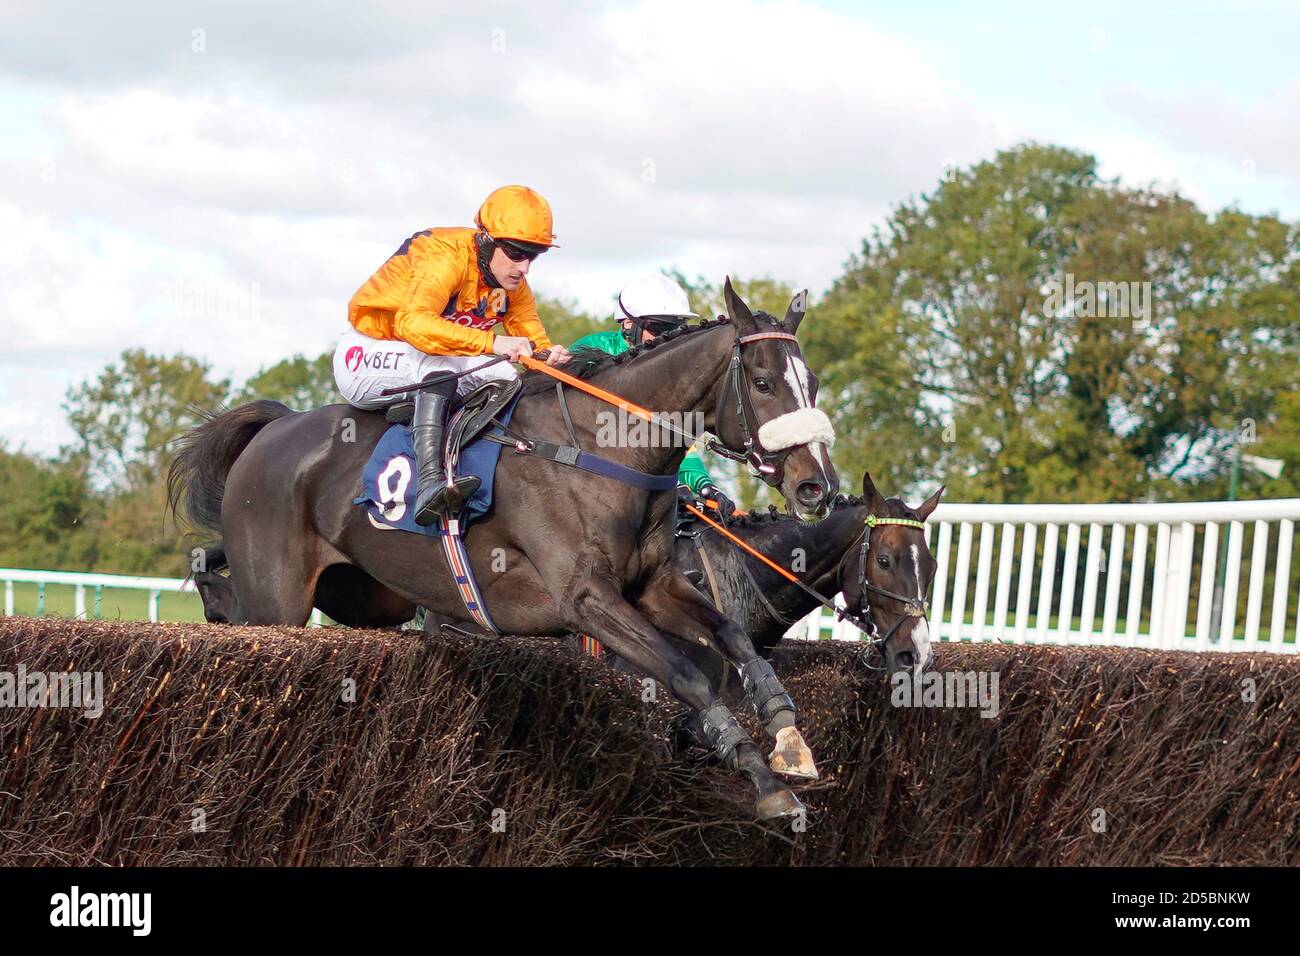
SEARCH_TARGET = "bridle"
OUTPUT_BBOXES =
[852,514,932,667]
[706,328,807,487]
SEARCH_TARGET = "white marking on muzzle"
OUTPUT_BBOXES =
[757,407,835,451]
[909,618,932,678]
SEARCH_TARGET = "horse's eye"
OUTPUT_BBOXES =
[876,555,891,570]
[754,378,772,393]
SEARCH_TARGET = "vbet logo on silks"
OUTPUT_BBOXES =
[344,345,407,374]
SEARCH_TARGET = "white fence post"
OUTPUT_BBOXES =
[1035,523,1059,643]
[1013,523,1037,643]
[1101,523,1125,646]
[1271,519,1295,652]
[932,522,952,640]
[1219,520,1245,644]
[1195,522,1219,651]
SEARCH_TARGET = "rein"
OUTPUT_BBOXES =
[686,505,933,669]
[512,330,808,488]
[517,354,661,425]
[683,503,871,632]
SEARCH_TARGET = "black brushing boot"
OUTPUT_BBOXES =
[411,377,480,526]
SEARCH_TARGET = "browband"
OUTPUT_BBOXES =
[736,331,799,345]
[864,515,927,530]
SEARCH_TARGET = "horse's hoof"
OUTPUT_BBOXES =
[768,726,820,780]
[755,788,804,820]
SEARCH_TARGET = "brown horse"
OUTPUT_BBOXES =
[607,473,942,753]
[674,472,941,670]
[168,280,838,818]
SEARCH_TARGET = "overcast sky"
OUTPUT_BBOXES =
[2,0,1297,457]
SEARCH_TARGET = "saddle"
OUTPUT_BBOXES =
[383,378,522,455]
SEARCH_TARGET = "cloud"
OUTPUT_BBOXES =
[1104,79,1300,207]
[0,0,1293,461]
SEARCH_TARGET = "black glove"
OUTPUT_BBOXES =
[675,483,699,518]
[699,483,736,523]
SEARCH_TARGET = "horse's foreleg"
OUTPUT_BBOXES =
[636,569,819,781]
[565,570,802,819]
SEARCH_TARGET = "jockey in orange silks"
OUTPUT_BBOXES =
[334,185,572,525]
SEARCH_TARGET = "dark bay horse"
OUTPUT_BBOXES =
[675,472,942,671]
[168,280,837,818]
[606,473,941,762]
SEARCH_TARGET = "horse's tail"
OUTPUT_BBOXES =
[166,400,294,534]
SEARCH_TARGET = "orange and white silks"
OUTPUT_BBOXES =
[347,226,554,357]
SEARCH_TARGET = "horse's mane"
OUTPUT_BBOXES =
[727,492,918,529]
[833,493,921,521]
[519,317,734,396]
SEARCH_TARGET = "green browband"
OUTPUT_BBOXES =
[864,514,927,530]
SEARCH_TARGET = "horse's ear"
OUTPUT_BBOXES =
[784,289,808,332]
[861,471,888,513]
[916,484,945,521]
[724,276,757,332]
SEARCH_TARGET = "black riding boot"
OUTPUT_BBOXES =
[411,380,480,526]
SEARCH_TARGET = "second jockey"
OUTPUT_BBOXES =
[570,273,738,522]
[334,185,572,525]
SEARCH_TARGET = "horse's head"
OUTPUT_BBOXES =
[838,472,944,677]
[710,277,838,520]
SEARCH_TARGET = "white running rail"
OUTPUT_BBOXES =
[0,568,323,626]
[791,498,1300,654]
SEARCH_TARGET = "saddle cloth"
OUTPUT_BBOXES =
[354,392,520,535]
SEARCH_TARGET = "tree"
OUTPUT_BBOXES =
[0,444,97,570]
[810,142,1300,503]
[234,353,337,409]
[63,349,230,493]
[536,293,605,346]
[668,271,799,323]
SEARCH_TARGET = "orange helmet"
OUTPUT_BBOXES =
[475,185,558,247]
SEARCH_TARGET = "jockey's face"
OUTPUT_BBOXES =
[488,246,531,290]
[620,319,655,344]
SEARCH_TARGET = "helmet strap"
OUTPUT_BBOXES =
[474,231,503,290]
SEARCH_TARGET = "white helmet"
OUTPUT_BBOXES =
[613,274,699,323]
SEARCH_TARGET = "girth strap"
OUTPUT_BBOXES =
[736,556,801,627]
[692,536,725,610]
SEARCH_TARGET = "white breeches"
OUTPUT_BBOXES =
[332,328,516,410]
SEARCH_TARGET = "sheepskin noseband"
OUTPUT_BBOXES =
[756,407,835,451]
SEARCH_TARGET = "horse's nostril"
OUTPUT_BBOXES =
[796,481,824,505]
[897,651,915,669]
